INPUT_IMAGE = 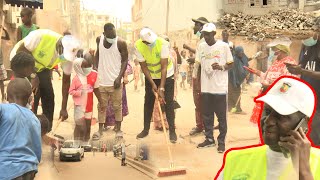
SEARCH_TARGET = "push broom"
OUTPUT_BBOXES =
[155,93,187,177]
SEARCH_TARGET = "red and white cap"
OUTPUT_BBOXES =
[256,77,315,117]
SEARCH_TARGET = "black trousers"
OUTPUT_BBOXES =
[35,69,55,131]
[144,77,175,132]
[201,93,227,148]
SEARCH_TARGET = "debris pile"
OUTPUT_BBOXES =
[218,9,318,41]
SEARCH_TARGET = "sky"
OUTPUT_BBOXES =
[81,0,134,22]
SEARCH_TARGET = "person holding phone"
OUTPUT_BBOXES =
[247,37,297,125]
[286,27,320,146]
[216,77,320,180]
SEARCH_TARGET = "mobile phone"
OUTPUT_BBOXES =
[281,117,308,158]
[243,66,256,73]
[284,63,295,67]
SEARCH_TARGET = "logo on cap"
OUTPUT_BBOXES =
[147,32,151,37]
[280,82,291,93]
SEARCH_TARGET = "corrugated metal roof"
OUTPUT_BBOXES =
[5,0,43,9]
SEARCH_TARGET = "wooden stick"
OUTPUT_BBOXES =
[155,93,174,167]
[48,104,73,136]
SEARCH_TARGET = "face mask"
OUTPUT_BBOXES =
[59,54,66,61]
[268,49,276,61]
[303,37,318,47]
[106,38,116,44]
[148,41,156,48]
[196,31,201,38]
[83,67,92,75]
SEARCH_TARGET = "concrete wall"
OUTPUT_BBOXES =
[132,0,223,37]
[223,0,320,15]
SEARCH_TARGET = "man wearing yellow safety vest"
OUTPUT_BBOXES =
[11,29,80,131]
[134,27,177,143]
[216,77,320,180]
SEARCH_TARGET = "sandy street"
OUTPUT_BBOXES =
[35,73,261,180]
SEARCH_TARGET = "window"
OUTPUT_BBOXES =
[263,0,267,5]
[250,0,272,7]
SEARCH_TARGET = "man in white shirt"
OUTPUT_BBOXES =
[94,23,128,137]
[134,28,177,143]
[196,23,234,153]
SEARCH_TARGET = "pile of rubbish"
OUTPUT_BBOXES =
[218,9,319,41]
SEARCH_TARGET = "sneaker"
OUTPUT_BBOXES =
[136,130,149,139]
[169,131,177,143]
[218,146,225,153]
[197,139,216,148]
[189,127,203,136]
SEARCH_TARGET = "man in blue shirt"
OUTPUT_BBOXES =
[0,78,41,180]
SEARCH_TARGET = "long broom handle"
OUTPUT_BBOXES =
[155,93,174,164]
[50,104,73,135]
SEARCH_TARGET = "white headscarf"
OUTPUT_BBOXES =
[73,58,88,85]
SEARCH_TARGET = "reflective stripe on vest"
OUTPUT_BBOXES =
[224,145,320,180]
[135,37,173,79]
[32,33,62,72]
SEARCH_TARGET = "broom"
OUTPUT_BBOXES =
[155,93,187,177]
[47,104,73,138]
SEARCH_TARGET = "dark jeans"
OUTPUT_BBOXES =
[201,93,227,148]
[13,170,36,180]
[144,77,175,132]
[35,69,55,131]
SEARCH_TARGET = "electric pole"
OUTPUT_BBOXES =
[165,0,169,35]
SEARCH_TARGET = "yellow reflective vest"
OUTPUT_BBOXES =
[224,145,320,180]
[135,37,173,79]
[31,32,63,72]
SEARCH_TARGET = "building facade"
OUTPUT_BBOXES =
[223,0,320,15]
[132,0,224,41]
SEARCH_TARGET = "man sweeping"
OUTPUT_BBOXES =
[11,29,80,130]
[135,27,177,143]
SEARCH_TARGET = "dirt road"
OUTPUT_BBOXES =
[36,73,261,180]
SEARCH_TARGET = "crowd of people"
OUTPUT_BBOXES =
[0,6,320,179]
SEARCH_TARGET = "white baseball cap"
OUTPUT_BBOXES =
[256,77,315,117]
[61,35,80,61]
[140,28,158,44]
[201,23,217,33]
